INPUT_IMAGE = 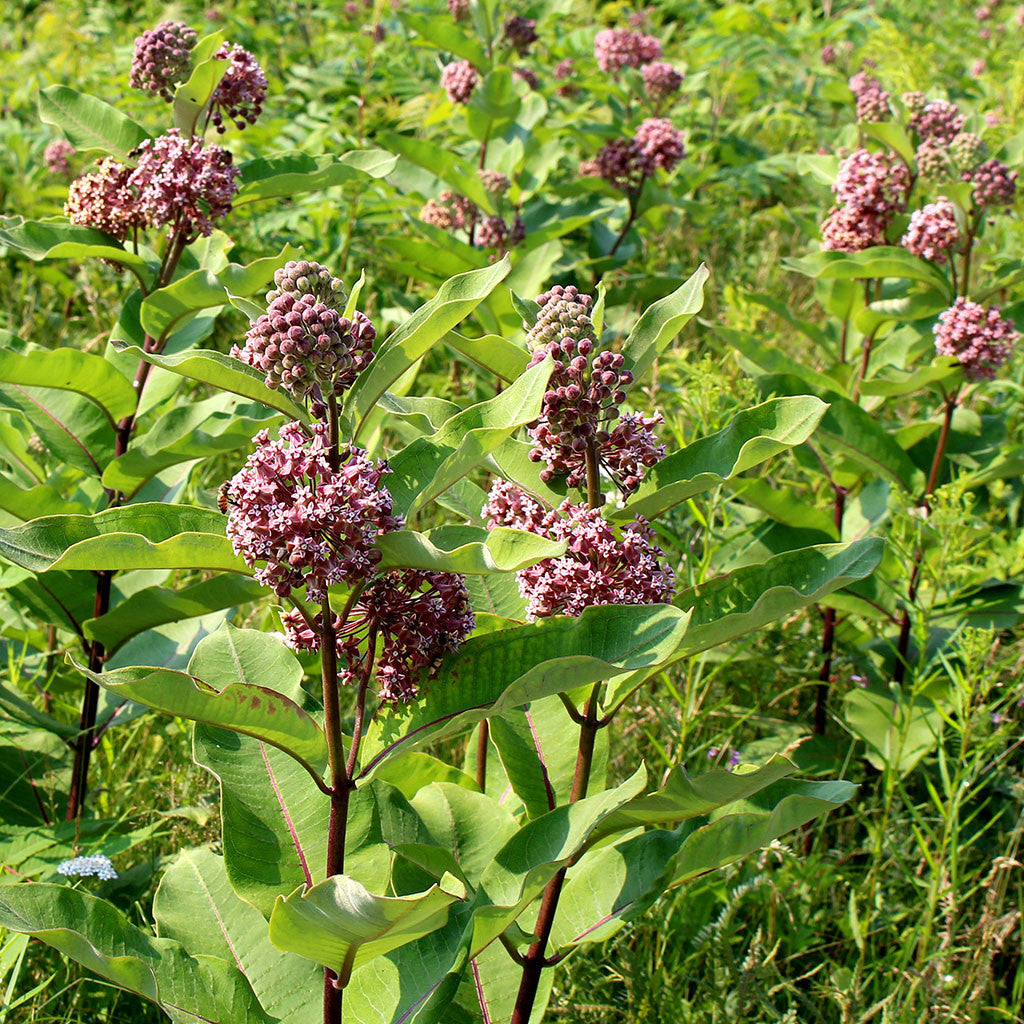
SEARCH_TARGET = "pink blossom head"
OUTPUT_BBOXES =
[482,484,675,620]
[266,260,346,306]
[971,58,987,78]
[503,15,538,56]
[633,117,685,173]
[476,214,525,254]
[233,295,375,400]
[901,198,959,263]
[820,44,837,65]
[448,0,468,20]
[44,138,75,176]
[513,67,539,90]
[934,299,1017,380]
[419,190,478,233]
[916,138,952,180]
[128,129,239,238]
[64,158,142,241]
[950,132,986,171]
[849,72,890,122]
[226,422,403,601]
[964,159,1017,208]
[833,148,909,215]
[581,138,642,191]
[902,90,927,116]
[441,60,477,104]
[594,27,662,75]
[525,285,596,351]
[820,204,888,252]
[910,99,965,145]
[282,570,474,704]
[210,43,267,133]
[480,169,511,195]
[130,21,197,102]
[642,62,684,105]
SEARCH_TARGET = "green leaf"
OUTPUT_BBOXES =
[784,247,950,295]
[111,345,309,421]
[139,246,297,341]
[549,776,856,954]
[154,847,320,1024]
[269,873,467,985]
[603,540,884,709]
[620,264,709,382]
[234,150,398,206]
[862,122,916,166]
[610,397,828,522]
[69,657,328,779]
[375,525,565,574]
[466,68,521,142]
[401,12,487,67]
[444,332,529,383]
[756,373,922,491]
[346,258,512,438]
[385,353,553,515]
[0,478,87,521]
[173,43,230,136]
[101,396,278,496]
[379,131,492,210]
[0,504,244,574]
[0,217,147,271]
[188,623,306,702]
[194,726,329,919]
[360,604,691,779]
[0,884,273,1024]
[842,685,943,774]
[0,344,137,426]
[84,573,265,652]
[38,86,151,163]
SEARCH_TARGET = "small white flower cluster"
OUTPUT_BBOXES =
[57,855,117,880]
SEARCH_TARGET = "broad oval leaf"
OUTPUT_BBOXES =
[375,525,565,574]
[611,396,828,522]
[38,86,151,163]
[0,217,148,272]
[234,150,398,206]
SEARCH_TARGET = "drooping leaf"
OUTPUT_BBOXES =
[784,247,950,295]
[173,35,230,136]
[385,354,553,515]
[611,397,828,522]
[842,685,944,774]
[375,525,565,574]
[0,504,243,574]
[38,85,151,163]
[360,604,691,778]
[110,345,308,421]
[0,217,147,271]
[0,884,273,1024]
[620,264,709,382]
[346,258,512,438]
[269,873,467,984]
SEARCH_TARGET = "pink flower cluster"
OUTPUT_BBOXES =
[581,117,684,191]
[44,139,75,176]
[476,214,525,254]
[210,43,267,133]
[642,62,684,106]
[821,148,909,252]
[483,481,675,620]
[448,0,468,20]
[849,71,890,122]
[523,286,664,494]
[267,259,346,305]
[420,190,478,232]
[480,169,511,195]
[901,198,959,263]
[225,421,402,601]
[964,158,1018,208]
[503,15,538,55]
[130,129,239,238]
[554,58,577,97]
[64,158,142,240]
[129,20,197,101]
[594,27,662,75]
[282,570,474,704]
[233,292,375,401]
[441,60,477,104]
[934,299,1017,380]
[910,99,965,145]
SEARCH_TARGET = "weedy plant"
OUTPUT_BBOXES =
[0,15,889,1024]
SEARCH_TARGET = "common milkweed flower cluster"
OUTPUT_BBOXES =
[225,421,402,602]
[233,260,376,402]
[901,197,959,263]
[43,138,75,176]
[594,27,662,75]
[281,570,475,704]
[581,117,685,191]
[419,173,525,256]
[523,285,665,494]
[849,70,891,123]
[483,480,675,621]
[934,299,1017,380]
[64,130,239,241]
[130,20,266,132]
[821,148,909,252]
